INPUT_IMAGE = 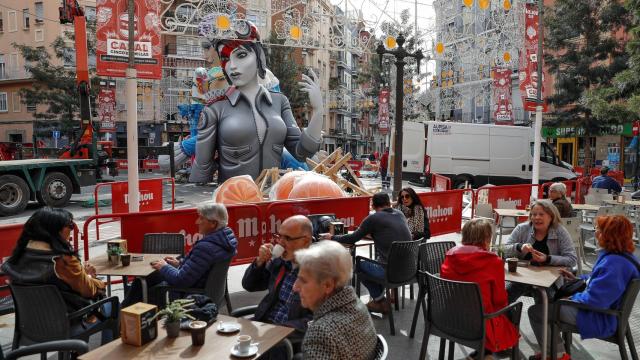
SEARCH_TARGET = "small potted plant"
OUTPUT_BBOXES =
[107,246,122,264]
[152,299,195,338]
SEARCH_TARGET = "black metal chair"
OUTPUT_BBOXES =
[9,284,119,349]
[159,258,233,313]
[419,272,522,360]
[0,339,89,360]
[550,278,640,360]
[0,284,14,316]
[143,233,185,255]
[373,334,389,360]
[410,240,456,338]
[355,239,421,335]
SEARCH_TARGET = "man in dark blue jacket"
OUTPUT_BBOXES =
[242,215,314,359]
[122,202,237,307]
[591,166,622,193]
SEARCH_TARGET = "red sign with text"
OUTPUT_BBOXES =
[418,190,464,237]
[111,178,163,213]
[492,68,513,125]
[96,0,162,79]
[479,184,535,210]
[519,3,547,112]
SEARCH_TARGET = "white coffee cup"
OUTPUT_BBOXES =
[237,334,252,353]
[271,244,285,259]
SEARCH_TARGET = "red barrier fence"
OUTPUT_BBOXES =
[418,190,464,237]
[431,173,451,192]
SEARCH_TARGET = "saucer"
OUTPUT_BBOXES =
[230,344,258,358]
[217,322,241,333]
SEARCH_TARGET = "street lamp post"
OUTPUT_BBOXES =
[377,33,424,199]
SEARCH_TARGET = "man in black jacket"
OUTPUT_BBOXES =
[242,215,314,359]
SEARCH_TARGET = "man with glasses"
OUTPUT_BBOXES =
[320,193,412,313]
[241,215,314,359]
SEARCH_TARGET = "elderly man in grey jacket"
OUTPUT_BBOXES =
[503,199,577,303]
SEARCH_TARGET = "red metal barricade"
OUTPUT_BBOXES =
[474,184,540,212]
[418,190,465,236]
[540,179,578,202]
[431,173,451,192]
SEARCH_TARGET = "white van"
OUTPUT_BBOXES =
[392,121,577,188]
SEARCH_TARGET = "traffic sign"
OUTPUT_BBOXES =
[52,130,60,139]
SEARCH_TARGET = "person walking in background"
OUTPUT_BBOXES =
[591,166,622,194]
[394,187,431,240]
[380,147,389,189]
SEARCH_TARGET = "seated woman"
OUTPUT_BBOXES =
[293,241,377,360]
[121,202,238,308]
[440,218,520,360]
[528,215,640,360]
[548,182,573,218]
[1,207,113,343]
[394,187,430,241]
[504,199,577,303]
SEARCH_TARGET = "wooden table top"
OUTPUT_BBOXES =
[504,264,562,288]
[91,253,179,277]
[494,208,529,217]
[603,199,640,206]
[571,203,601,211]
[79,315,294,360]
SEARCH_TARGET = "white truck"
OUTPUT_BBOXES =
[392,121,577,188]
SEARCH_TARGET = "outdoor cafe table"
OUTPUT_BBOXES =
[493,208,529,246]
[504,264,562,360]
[571,204,601,211]
[91,253,179,302]
[603,199,640,207]
[79,314,294,360]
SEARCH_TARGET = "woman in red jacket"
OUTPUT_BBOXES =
[441,218,520,359]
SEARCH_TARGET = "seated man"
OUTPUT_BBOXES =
[321,192,412,313]
[121,202,238,308]
[242,215,314,359]
[591,166,622,194]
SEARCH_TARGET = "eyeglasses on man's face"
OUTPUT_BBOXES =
[272,233,307,242]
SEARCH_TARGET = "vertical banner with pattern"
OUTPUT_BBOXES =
[492,68,513,125]
[98,89,116,133]
[378,89,390,135]
[96,0,162,79]
[519,3,547,112]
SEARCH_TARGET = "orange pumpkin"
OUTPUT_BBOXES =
[214,175,263,205]
[288,174,345,199]
[270,171,307,200]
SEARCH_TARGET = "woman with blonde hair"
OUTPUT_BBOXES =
[504,199,577,302]
[441,218,520,359]
[527,215,640,360]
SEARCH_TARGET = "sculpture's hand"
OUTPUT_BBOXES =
[298,68,323,112]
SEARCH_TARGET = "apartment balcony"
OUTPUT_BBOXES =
[0,68,32,82]
[164,43,204,59]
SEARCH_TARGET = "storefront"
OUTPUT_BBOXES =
[542,123,633,175]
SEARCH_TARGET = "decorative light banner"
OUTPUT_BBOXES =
[98,89,116,133]
[378,89,390,135]
[492,67,513,125]
[519,3,547,112]
[96,0,162,79]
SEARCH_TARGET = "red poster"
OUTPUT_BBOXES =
[480,184,535,210]
[492,68,513,125]
[96,0,162,79]
[418,190,463,237]
[111,178,163,213]
[378,90,390,135]
[519,4,547,112]
[98,88,116,133]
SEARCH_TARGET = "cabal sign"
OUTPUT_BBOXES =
[107,39,153,58]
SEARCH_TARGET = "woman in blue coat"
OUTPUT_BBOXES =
[528,215,640,360]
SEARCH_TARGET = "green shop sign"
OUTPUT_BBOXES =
[541,123,632,138]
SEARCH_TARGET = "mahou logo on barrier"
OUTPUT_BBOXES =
[419,191,464,237]
[111,178,163,213]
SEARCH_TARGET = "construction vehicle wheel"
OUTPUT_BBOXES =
[0,175,29,216]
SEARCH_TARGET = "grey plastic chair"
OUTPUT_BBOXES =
[143,233,185,255]
[355,239,420,335]
[9,284,119,349]
[410,240,456,338]
[550,278,640,360]
[0,339,88,360]
[160,258,233,313]
[419,272,522,360]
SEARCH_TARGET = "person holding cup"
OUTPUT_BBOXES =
[440,218,520,359]
[241,215,314,360]
[503,199,577,303]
